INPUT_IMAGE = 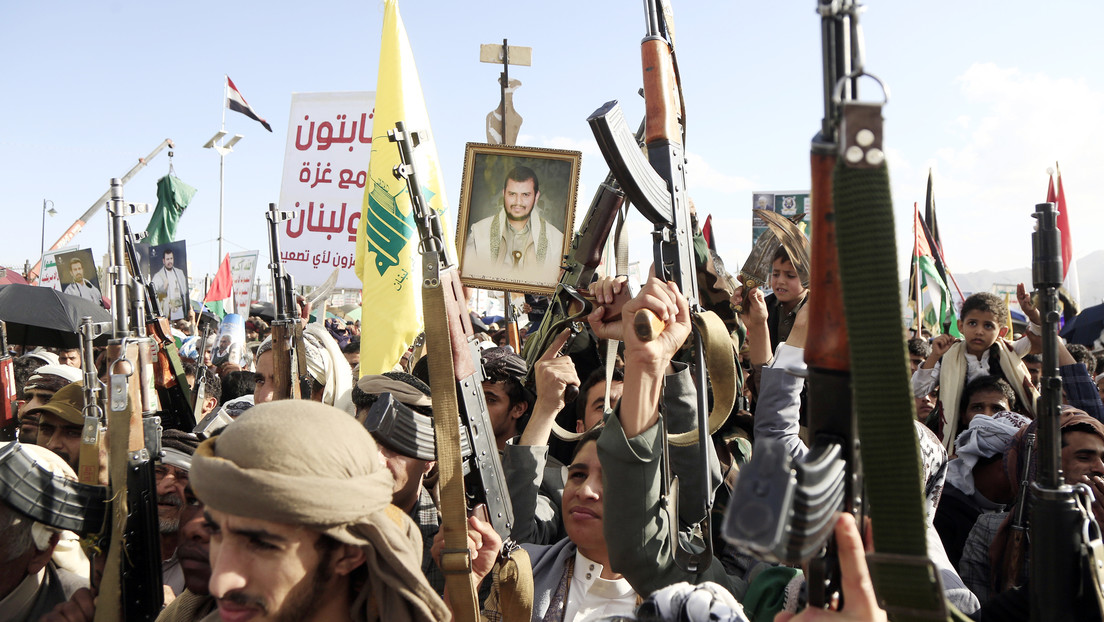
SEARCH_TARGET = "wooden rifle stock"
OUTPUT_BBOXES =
[641,38,680,145]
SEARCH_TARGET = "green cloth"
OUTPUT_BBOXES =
[145,175,197,246]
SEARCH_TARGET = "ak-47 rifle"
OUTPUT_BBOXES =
[588,0,737,573]
[724,0,858,605]
[729,3,951,618]
[265,204,312,400]
[0,322,16,441]
[94,177,164,621]
[519,118,643,416]
[1028,201,1099,620]
[192,321,214,421]
[390,122,520,621]
[122,221,195,431]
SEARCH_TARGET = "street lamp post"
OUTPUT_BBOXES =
[203,131,243,263]
[40,199,57,259]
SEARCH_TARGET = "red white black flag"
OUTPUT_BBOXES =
[226,76,272,132]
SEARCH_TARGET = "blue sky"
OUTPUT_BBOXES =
[2,1,1101,301]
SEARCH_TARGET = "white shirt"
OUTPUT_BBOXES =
[912,337,1031,398]
[563,550,637,622]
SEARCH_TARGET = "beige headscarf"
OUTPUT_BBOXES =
[189,401,448,622]
[255,325,355,414]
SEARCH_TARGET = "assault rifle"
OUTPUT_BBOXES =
[390,123,514,539]
[727,3,951,618]
[724,0,859,606]
[0,322,15,441]
[588,0,737,573]
[390,122,517,620]
[1028,201,1098,619]
[122,220,195,430]
[265,203,312,400]
[95,177,164,621]
[519,118,642,407]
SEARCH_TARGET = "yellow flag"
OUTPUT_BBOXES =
[355,0,451,375]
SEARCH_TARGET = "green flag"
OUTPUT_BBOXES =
[145,175,197,246]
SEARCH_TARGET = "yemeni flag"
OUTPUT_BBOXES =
[226,76,272,132]
[203,254,233,318]
[913,204,961,337]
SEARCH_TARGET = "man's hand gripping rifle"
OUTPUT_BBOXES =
[520,118,643,415]
[266,203,312,400]
[588,0,736,573]
[389,123,518,618]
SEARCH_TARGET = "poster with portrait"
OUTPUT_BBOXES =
[56,249,105,308]
[148,241,190,321]
[456,143,580,295]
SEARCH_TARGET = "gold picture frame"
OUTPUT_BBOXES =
[455,142,581,295]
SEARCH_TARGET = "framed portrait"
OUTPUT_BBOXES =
[456,143,581,295]
[148,240,190,321]
[56,249,106,308]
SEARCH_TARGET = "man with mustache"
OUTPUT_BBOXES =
[158,430,200,597]
[464,165,565,284]
[190,400,447,622]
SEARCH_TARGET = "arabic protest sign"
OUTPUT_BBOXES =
[229,251,259,317]
[38,250,68,291]
[277,92,375,289]
[751,191,811,244]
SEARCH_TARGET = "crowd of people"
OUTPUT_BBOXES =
[2,234,1103,622]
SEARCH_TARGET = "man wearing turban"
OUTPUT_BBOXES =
[190,400,448,622]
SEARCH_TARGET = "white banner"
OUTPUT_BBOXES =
[277,91,375,289]
[229,251,259,317]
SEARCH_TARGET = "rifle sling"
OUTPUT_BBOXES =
[833,146,948,620]
[668,309,736,446]
[422,268,479,622]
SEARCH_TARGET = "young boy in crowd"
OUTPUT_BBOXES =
[764,247,809,352]
[913,292,1036,450]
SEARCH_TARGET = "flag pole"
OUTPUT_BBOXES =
[913,202,923,335]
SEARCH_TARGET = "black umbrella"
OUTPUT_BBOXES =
[1060,302,1104,348]
[249,302,275,323]
[0,284,113,348]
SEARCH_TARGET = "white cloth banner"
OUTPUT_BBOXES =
[229,251,258,317]
[277,91,375,289]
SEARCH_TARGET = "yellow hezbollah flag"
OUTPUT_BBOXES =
[355,0,451,375]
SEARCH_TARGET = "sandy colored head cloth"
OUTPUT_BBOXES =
[256,325,354,414]
[190,401,448,622]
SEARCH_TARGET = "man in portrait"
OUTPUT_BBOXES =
[464,165,564,284]
[151,247,189,320]
[61,255,103,307]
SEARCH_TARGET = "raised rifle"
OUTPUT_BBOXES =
[587,0,737,573]
[519,117,643,419]
[726,3,951,618]
[1000,431,1034,592]
[390,122,520,621]
[93,177,164,621]
[1028,201,1099,619]
[0,322,15,441]
[265,203,312,400]
[192,321,214,421]
[121,220,195,430]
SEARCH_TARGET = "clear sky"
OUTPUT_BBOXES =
[2,1,1101,301]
